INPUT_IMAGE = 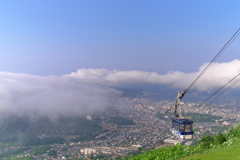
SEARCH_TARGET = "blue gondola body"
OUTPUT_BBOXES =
[172,117,193,139]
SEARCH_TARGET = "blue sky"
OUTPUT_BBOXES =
[0,0,240,76]
[0,1,240,117]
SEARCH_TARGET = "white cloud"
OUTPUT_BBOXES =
[0,59,239,118]
[0,72,120,119]
[65,59,240,91]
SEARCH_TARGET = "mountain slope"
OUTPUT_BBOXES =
[123,125,240,160]
[181,138,240,160]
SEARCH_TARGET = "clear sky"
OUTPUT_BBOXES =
[0,0,240,76]
[0,0,240,118]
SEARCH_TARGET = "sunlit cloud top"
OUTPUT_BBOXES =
[65,59,240,91]
[0,59,239,119]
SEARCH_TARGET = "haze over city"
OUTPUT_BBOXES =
[1,1,240,159]
[0,1,240,118]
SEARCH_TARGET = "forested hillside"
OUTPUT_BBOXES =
[0,116,103,146]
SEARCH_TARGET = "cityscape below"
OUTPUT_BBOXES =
[0,89,238,159]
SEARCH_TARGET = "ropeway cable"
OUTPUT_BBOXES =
[159,29,240,119]
[185,28,240,94]
[197,73,240,108]
[208,77,240,105]
[186,72,240,116]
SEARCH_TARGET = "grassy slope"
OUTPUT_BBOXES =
[181,139,240,160]
[125,125,240,160]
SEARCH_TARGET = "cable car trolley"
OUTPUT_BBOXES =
[171,90,193,139]
[169,29,240,139]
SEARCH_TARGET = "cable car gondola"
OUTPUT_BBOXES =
[169,28,240,140]
[171,90,193,139]
[172,117,193,140]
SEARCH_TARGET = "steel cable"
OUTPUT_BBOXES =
[185,28,240,94]
[186,72,240,116]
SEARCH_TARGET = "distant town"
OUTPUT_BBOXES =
[1,96,239,160]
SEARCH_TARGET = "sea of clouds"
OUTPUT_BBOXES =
[0,59,239,119]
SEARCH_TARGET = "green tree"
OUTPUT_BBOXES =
[214,132,226,145]
[198,135,214,149]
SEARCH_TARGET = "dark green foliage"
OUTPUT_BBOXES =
[214,132,226,145]
[199,135,214,143]
[198,135,214,149]
[108,116,135,125]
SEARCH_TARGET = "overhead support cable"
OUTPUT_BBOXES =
[161,28,240,119]
[185,28,240,94]
[186,72,240,116]
[208,77,240,105]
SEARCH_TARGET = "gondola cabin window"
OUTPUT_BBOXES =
[185,123,192,132]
